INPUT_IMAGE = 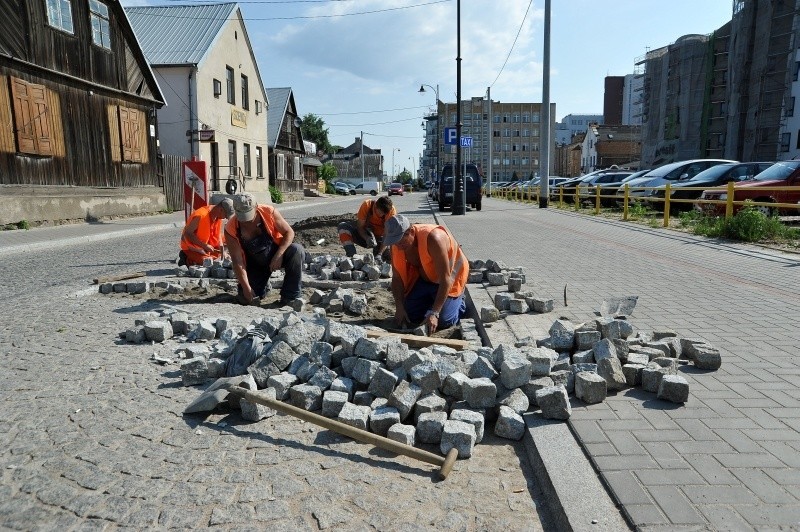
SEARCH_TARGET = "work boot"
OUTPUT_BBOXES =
[343,243,356,258]
[177,251,187,266]
[381,248,392,263]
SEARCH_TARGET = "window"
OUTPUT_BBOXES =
[89,0,111,49]
[522,157,529,165]
[226,66,235,105]
[243,143,251,176]
[514,130,520,137]
[532,128,540,137]
[276,153,286,179]
[256,146,263,177]
[513,114,520,123]
[493,114,501,123]
[780,132,790,152]
[787,97,795,118]
[532,112,540,123]
[503,128,510,137]
[522,113,530,123]
[10,78,55,156]
[46,0,74,34]
[512,144,518,152]
[522,144,528,151]
[228,140,237,173]
[522,129,529,137]
[213,79,222,98]
[241,75,249,110]
[794,61,800,82]
[503,113,509,123]
[531,143,539,151]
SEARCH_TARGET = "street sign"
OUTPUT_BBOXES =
[198,129,215,142]
[460,136,473,147]
[444,127,458,145]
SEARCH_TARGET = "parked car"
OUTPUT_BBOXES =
[438,163,483,211]
[353,181,382,195]
[697,160,800,216]
[651,162,773,212]
[333,181,354,195]
[577,171,635,205]
[403,183,413,192]
[388,182,404,196]
[550,170,608,202]
[615,159,737,206]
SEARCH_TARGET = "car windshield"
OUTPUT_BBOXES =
[390,182,401,187]
[752,161,800,181]
[685,164,736,181]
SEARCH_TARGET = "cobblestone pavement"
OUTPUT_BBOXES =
[0,193,547,530]
[440,197,800,531]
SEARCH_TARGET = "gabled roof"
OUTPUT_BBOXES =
[126,3,236,66]
[266,87,292,148]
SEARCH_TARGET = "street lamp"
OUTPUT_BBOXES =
[418,84,439,182]
[392,148,400,180]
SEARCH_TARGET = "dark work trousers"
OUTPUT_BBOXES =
[404,278,466,328]
[237,227,305,302]
[337,220,382,255]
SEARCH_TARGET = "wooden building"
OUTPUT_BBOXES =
[266,87,306,201]
[0,0,165,224]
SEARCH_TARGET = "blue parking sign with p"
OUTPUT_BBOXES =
[444,127,458,145]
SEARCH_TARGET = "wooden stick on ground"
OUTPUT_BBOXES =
[93,272,146,284]
[224,385,459,480]
[365,329,470,351]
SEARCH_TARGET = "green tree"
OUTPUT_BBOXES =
[318,162,338,194]
[301,113,333,154]
[397,169,412,184]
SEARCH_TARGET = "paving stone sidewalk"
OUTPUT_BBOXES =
[439,198,800,530]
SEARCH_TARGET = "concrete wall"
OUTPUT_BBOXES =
[153,66,193,159]
[0,186,167,225]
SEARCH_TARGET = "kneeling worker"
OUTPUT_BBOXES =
[179,199,235,266]
[382,214,468,334]
[337,196,396,259]
[225,194,305,305]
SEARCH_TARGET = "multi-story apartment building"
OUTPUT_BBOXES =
[421,114,438,181]
[622,74,644,126]
[433,97,556,182]
[554,113,603,145]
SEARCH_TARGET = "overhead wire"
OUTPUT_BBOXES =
[488,0,533,89]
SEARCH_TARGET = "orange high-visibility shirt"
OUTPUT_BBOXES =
[392,224,468,297]
[357,200,397,238]
[180,205,223,251]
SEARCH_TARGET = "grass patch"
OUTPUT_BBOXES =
[680,206,800,244]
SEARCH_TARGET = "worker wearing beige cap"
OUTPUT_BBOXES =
[178,198,234,266]
[225,193,305,305]
[383,214,468,333]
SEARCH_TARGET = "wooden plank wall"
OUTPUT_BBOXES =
[162,154,186,211]
[0,76,15,153]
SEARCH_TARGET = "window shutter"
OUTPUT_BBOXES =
[10,78,36,154]
[293,156,300,179]
[29,84,53,156]
[119,106,133,161]
[277,153,285,179]
[128,108,142,162]
[107,104,121,161]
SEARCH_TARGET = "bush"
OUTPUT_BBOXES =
[269,186,283,204]
[725,206,766,242]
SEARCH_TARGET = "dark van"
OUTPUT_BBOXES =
[438,163,483,211]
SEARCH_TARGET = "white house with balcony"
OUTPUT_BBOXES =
[127,2,271,204]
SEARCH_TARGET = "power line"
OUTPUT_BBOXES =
[489,0,533,89]
[327,116,423,127]
[317,104,429,116]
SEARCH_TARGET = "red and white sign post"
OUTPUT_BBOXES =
[182,159,208,221]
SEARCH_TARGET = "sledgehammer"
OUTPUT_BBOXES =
[224,384,459,480]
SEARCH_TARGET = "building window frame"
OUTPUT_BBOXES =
[256,146,263,177]
[228,139,237,174]
[89,0,111,49]
[213,79,222,98]
[241,74,249,110]
[226,66,235,105]
[46,0,74,34]
[243,143,251,176]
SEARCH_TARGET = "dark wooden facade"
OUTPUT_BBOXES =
[0,0,164,186]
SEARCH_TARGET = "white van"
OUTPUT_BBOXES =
[353,181,383,195]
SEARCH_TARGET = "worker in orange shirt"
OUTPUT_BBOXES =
[178,199,234,266]
[382,214,468,334]
[337,196,396,260]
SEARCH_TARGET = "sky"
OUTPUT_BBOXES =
[121,0,734,176]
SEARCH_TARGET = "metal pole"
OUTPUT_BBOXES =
[539,0,551,208]
[487,86,492,196]
[453,0,465,215]
[361,130,365,182]
[435,84,439,183]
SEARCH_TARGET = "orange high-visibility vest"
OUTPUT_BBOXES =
[358,199,397,237]
[225,204,284,249]
[180,205,223,251]
[392,224,468,297]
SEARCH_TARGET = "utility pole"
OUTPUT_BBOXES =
[539,0,551,208]
[360,130,365,182]
[487,86,492,196]
[452,0,465,215]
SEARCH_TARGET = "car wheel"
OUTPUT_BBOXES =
[753,200,775,217]
[350,190,355,195]
[370,190,377,196]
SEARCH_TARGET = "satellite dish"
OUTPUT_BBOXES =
[294,117,302,128]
